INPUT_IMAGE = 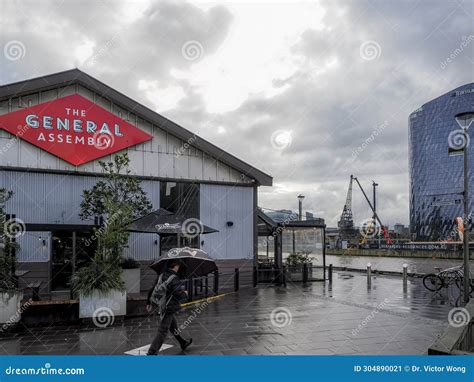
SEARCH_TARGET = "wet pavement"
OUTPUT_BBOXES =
[0,271,461,356]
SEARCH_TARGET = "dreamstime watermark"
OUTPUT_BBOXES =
[85,35,120,67]
[440,35,474,70]
[359,40,381,61]
[175,134,197,157]
[447,307,471,328]
[181,40,204,61]
[0,124,30,156]
[448,129,470,151]
[93,131,115,150]
[260,212,298,247]
[5,363,85,376]
[359,217,380,239]
[351,120,388,161]
[0,299,32,333]
[270,130,292,150]
[174,300,210,335]
[440,211,474,244]
[352,298,389,336]
[4,40,26,61]
[4,217,26,239]
[92,306,115,328]
[84,210,127,247]
[270,307,293,328]
[181,218,204,239]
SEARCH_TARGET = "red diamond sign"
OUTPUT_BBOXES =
[0,94,153,166]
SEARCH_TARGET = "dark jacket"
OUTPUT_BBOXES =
[147,269,187,314]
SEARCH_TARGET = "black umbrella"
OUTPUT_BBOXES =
[126,210,218,237]
[126,208,174,233]
[150,247,217,277]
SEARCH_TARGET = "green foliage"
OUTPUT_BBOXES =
[71,257,124,297]
[285,252,313,267]
[79,154,152,221]
[121,257,140,269]
[73,153,151,296]
[0,188,18,292]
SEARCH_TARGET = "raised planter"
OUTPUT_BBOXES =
[0,290,24,328]
[79,290,126,321]
[121,268,141,294]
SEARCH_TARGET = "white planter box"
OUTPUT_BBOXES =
[121,269,141,294]
[79,290,127,320]
[0,291,23,326]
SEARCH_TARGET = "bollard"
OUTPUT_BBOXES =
[303,263,309,283]
[213,270,219,295]
[188,277,194,301]
[234,268,240,292]
[367,263,372,288]
[253,266,257,287]
[403,263,408,291]
[328,264,333,284]
[282,265,287,287]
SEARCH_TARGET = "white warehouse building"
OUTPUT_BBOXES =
[0,69,272,297]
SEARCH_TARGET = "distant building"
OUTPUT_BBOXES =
[409,83,474,241]
[266,210,298,223]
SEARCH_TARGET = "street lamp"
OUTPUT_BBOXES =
[449,112,474,303]
[297,194,305,220]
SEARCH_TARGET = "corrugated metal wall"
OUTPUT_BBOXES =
[200,184,254,260]
[1,170,160,262]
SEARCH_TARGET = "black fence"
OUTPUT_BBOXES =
[184,263,333,302]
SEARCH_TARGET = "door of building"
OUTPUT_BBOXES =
[51,230,96,292]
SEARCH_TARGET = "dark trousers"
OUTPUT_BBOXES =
[148,312,186,355]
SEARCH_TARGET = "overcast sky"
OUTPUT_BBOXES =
[1,0,473,227]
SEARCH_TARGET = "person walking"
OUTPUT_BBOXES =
[146,259,193,355]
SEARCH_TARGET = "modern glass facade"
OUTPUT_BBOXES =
[409,83,474,241]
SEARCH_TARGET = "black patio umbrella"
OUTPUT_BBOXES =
[126,209,218,237]
[126,208,174,233]
[150,247,217,277]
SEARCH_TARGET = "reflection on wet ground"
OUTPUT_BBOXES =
[0,271,458,355]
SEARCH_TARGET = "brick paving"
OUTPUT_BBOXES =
[0,272,459,355]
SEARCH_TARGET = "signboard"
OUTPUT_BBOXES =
[0,94,153,166]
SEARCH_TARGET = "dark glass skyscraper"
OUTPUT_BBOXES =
[409,83,474,241]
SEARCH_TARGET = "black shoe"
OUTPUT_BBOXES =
[180,338,192,351]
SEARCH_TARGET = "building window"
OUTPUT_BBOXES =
[160,182,200,251]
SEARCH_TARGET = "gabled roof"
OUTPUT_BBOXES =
[0,69,272,186]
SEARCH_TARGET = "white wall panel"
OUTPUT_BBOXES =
[17,231,51,262]
[200,184,254,260]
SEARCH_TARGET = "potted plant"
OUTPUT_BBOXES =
[73,154,151,323]
[0,189,23,329]
[285,252,313,281]
[120,257,141,294]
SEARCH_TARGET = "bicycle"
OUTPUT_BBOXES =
[423,265,473,294]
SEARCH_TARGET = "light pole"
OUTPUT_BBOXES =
[372,181,379,247]
[450,112,474,303]
[298,194,305,220]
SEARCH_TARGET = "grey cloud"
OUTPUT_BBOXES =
[1,0,472,227]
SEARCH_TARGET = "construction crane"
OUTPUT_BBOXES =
[337,175,358,240]
[352,176,393,245]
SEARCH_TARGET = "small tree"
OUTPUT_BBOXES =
[80,154,152,221]
[0,188,18,292]
[73,153,152,296]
